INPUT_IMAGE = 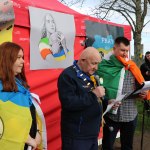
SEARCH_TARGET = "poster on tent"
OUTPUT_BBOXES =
[85,20,124,59]
[0,0,14,44]
[29,7,75,70]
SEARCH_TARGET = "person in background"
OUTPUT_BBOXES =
[39,13,69,61]
[140,51,150,81]
[97,37,148,150]
[140,51,150,116]
[0,42,42,150]
[57,47,105,150]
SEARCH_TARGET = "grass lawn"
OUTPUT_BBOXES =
[136,100,150,134]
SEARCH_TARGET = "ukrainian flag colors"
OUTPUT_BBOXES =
[0,100,32,150]
[0,80,47,149]
[39,37,70,61]
[53,49,70,61]
[0,80,32,149]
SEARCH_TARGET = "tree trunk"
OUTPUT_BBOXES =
[133,32,143,67]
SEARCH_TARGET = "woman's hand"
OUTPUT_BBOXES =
[26,135,37,150]
[35,131,42,145]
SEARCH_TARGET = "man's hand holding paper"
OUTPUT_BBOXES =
[103,94,125,116]
[109,99,122,110]
[139,91,148,99]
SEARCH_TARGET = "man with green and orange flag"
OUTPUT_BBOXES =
[97,37,149,150]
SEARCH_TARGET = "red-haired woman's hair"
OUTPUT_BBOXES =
[0,42,29,91]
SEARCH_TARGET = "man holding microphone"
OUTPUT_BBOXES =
[57,47,105,150]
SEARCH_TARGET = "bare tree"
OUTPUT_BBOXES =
[93,0,150,66]
[60,0,150,66]
[60,0,85,7]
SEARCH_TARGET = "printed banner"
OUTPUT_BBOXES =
[29,7,75,70]
[85,20,124,59]
[0,0,14,44]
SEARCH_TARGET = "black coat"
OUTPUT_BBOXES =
[140,57,150,81]
[57,65,102,139]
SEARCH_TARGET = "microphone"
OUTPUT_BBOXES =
[109,126,114,132]
[103,120,114,132]
[27,146,32,150]
[95,76,113,131]
[106,124,114,132]
[95,75,103,86]
[95,75,104,100]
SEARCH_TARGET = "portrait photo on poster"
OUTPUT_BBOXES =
[29,7,75,70]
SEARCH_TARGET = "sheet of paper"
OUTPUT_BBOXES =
[135,81,150,94]
[103,94,126,116]
[102,81,150,116]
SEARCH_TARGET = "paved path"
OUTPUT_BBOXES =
[98,132,150,150]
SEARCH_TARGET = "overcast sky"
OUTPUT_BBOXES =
[61,0,150,55]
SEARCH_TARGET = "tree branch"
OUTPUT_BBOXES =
[99,6,136,28]
[143,20,150,27]
[118,11,135,34]
[102,0,119,19]
[132,0,136,5]
[141,0,148,23]
[121,0,136,10]
[118,5,135,13]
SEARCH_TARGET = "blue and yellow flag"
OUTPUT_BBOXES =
[0,81,32,150]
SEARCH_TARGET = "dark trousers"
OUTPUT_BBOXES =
[102,116,137,150]
[62,136,98,150]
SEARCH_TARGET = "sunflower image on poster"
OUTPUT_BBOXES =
[85,20,124,58]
